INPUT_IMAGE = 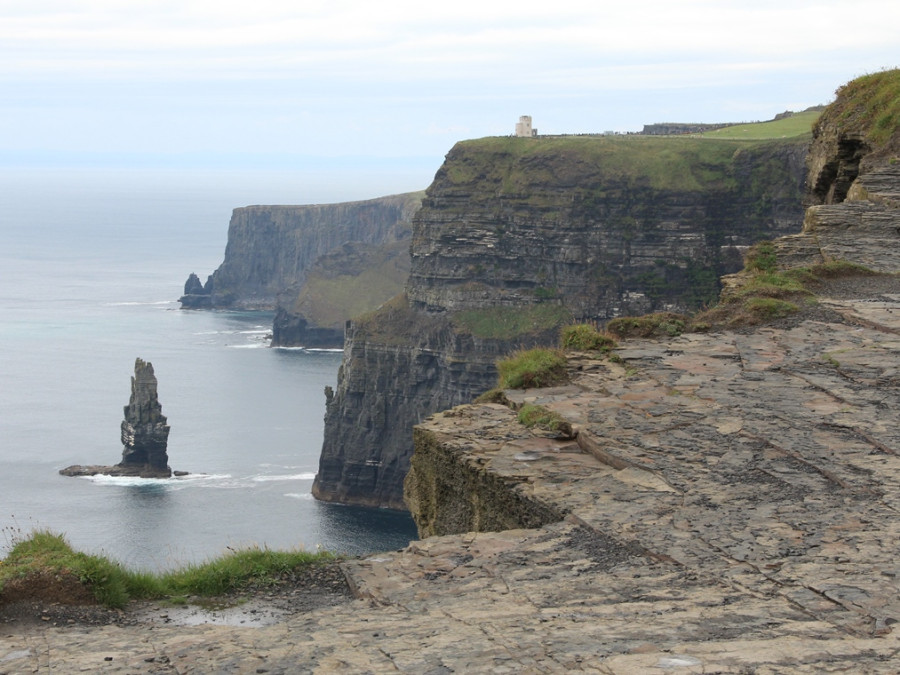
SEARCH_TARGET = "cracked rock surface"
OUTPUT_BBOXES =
[4,276,899,673]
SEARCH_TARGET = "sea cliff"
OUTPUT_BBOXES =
[180,192,422,346]
[315,130,811,508]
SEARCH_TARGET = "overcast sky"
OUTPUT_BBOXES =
[2,0,898,196]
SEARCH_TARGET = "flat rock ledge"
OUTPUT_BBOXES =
[5,283,899,673]
[58,464,186,479]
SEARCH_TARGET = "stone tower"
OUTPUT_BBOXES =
[515,115,535,137]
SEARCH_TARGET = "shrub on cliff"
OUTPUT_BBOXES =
[560,323,617,352]
[497,348,568,389]
[517,403,574,437]
[606,313,689,339]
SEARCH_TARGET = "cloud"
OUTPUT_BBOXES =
[1,0,898,169]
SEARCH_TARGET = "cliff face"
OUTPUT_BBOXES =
[182,192,421,310]
[312,295,562,509]
[314,133,811,509]
[408,136,808,318]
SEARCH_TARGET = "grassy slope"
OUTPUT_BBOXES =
[820,68,900,156]
[700,110,821,140]
[293,239,411,329]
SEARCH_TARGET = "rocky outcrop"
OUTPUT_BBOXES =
[315,132,811,508]
[312,295,564,509]
[178,273,214,309]
[119,358,170,475]
[181,192,422,310]
[806,70,900,206]
[60,358,173,479]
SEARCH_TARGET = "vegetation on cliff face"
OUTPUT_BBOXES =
[822,69,900,155]
[285,239,411,331]
[451,304,572,340]
[0,530,335,609]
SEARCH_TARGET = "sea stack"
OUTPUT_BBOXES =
[119,358,171,477]
[59,357,175,478]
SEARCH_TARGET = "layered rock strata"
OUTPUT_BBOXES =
[180,192,421,311]
[315,134,809,508]
[60,358,173,478]
[119,358,170,475]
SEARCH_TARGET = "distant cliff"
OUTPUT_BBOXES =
[314,131,811,509]
[180,193,422,314]
[271,239,412,349]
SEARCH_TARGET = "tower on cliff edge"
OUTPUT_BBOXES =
[515,115,537,137]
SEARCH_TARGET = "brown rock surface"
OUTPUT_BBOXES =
[6,275,899,673]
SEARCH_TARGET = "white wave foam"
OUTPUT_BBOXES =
[283,492,314,500]
[228,343,266,349]
[272,346,343,353]
[105,300,174,307]
[81,473,232,488]
[251,473,316,482]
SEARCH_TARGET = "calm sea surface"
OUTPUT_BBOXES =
[0,168,417,570]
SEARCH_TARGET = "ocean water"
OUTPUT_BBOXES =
[0,168,417,571]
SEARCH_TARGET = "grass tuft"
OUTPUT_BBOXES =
[559,323,617,352]
[606,312,689,339]
[496,348,568,389]
[0,530,335,609]
[517,404,572,436]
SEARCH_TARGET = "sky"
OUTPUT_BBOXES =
[2,0,899,199]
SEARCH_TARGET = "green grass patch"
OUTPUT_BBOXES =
[1,530,336,609]
[293,240,411,329]
[452,304,572,340]
[450,133,806,194]
[559,323,617,352]
[829,69,900,150]
[606,312,689,339]
[699,111,820,140]
[743,297,800,321]
[745,241,778,273]
[159,548,331,597]
[517,403,571,435]
[497,348,568,389]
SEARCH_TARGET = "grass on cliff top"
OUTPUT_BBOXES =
[496,347,569,389]
[0,530,335,609]
[450,132,806,194]
[699,110,820,140]
[559,322,617,352]
[827,69,900,152]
